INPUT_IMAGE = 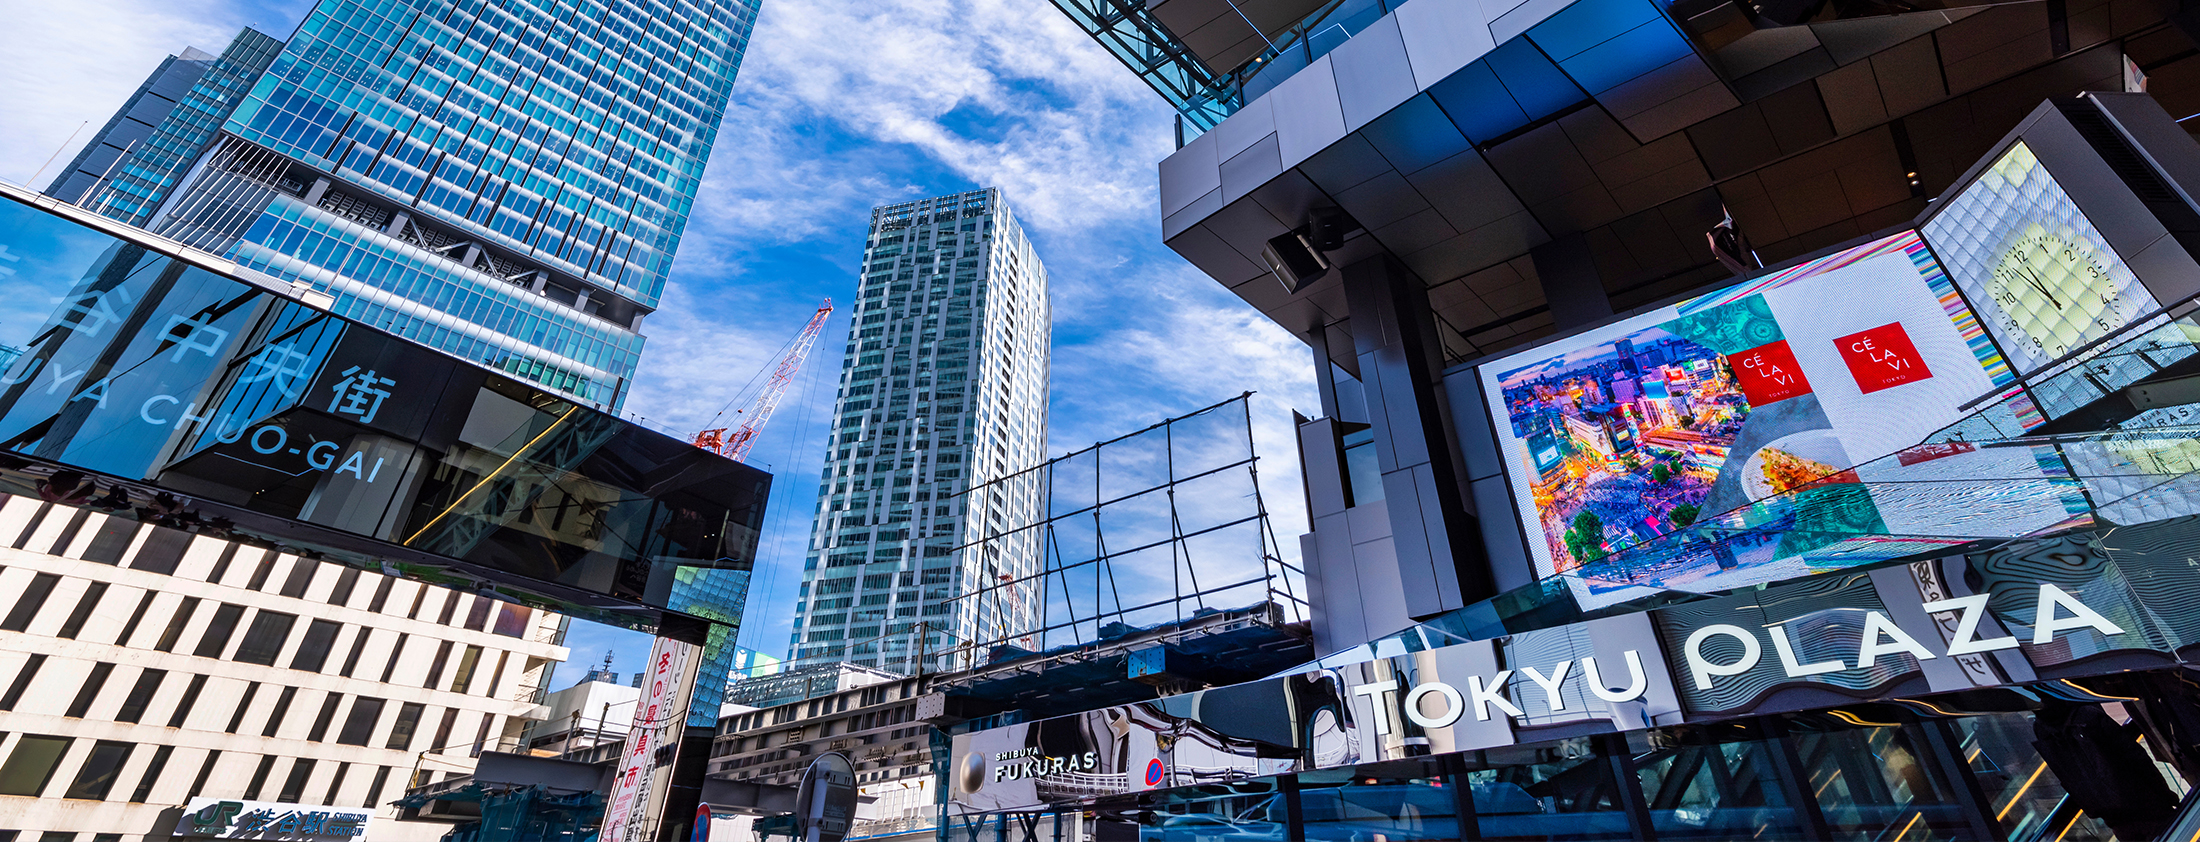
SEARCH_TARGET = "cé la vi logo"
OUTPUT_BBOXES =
[1683,583,2124,691]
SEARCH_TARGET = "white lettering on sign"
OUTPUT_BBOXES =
[1682,584,2125,693]
[1769,622,1845,678]
[1356,651,1652,734]
[1684,625,1762,690]
[135,394,387,484]
[1350,678,1400,735]
[990,748,1101,782]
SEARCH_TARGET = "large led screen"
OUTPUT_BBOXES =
[1920,141,2193,417]
[1478,231,2080,602]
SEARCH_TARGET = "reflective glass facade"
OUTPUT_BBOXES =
[0,186,766,633]
[790,189,1051,673]
[62,28,285,226]
[148,0,760,409]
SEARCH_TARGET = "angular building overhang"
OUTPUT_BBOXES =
[1158,0,2200,370]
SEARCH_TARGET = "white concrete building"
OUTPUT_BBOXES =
[528,677,640,765]
[709,674,936,842]
[0,495,569,841]
[791,188,1052,674]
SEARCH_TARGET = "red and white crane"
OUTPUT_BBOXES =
[693,299,834,464]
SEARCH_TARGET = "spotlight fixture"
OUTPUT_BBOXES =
[1263,207,1363,293]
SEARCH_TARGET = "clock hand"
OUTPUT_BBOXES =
[2022,266,2063,309]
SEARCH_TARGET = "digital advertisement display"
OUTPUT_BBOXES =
[1921,141,2194,417]
[1478,231,2075,602]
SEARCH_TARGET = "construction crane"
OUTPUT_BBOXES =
[693,299,834,464]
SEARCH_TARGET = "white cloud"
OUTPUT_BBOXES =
[0,0,255,188]
[685,0,1174,248]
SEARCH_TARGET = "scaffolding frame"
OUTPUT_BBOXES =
[938,393,1307,670]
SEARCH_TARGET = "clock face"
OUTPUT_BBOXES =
[1982,227,2141,360]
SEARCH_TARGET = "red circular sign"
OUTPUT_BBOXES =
[1144,758,1164,786]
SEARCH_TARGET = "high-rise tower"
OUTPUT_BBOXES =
[46,28,283,223]
[790,188,1050,673]
[134,0,761,410]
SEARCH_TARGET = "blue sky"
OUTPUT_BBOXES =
[0,0,1319,690]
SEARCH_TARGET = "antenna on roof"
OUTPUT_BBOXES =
[25,121,87,189]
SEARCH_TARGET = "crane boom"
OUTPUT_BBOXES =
[694,298,833,463]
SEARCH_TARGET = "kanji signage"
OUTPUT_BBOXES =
[600,635,702,842]
[174,798,372,839]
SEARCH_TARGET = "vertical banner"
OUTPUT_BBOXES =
[601,635,702,842]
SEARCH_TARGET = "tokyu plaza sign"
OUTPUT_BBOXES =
[1349,583,2126,734]
[950,576,2146,813]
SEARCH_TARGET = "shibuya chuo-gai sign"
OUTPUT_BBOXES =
[175,798,371,839]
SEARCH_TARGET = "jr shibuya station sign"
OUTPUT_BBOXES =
[949,523,2200,813]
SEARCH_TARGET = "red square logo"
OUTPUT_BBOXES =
[1727,340,1813,405]
[1837,322,1933,394]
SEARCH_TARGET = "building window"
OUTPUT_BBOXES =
[55,581,109,639]
[1,573,60,631]
[363,766,391,808]
[168,675,208,728]
[431,707,459,753]
[306,693,343,742]
[380,633,409,683]
[0,735,73,796]
[66,662,115,718]
[205,544,241,584]
[386,702,425,750]
[63,740,133,800]
[186,750,221,799]
[277,758,315,803]
[244,553,278,590]
[225,682,261,733]
[337,697,384,746]
[129,745,172,803]
[321,762,350,805]
[448,645,483,692]
[193,603,246,658]
[424,640,454,688]
[289,619,341,672]
[122,526,188,574]
[113,591,156,647]
[278,559,318,598]
[470,714,494,757]
[261,686,298,737]
[0,654,45,710]
[366,577,394,613]
[242,755,277,800]
[326,566,361,606]
[154,597,200,652]
[234,610,297,665]
[492,604,531,637]
[337,628,372,678]
[114,669,165,723]
[463,596,491,630]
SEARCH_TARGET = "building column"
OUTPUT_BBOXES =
[1532,233,1614,330]
[1340,254,1495,619]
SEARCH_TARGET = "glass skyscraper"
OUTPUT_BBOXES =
[790,188,1050,673]
[49,28,284,225]
[135,0,760,410]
